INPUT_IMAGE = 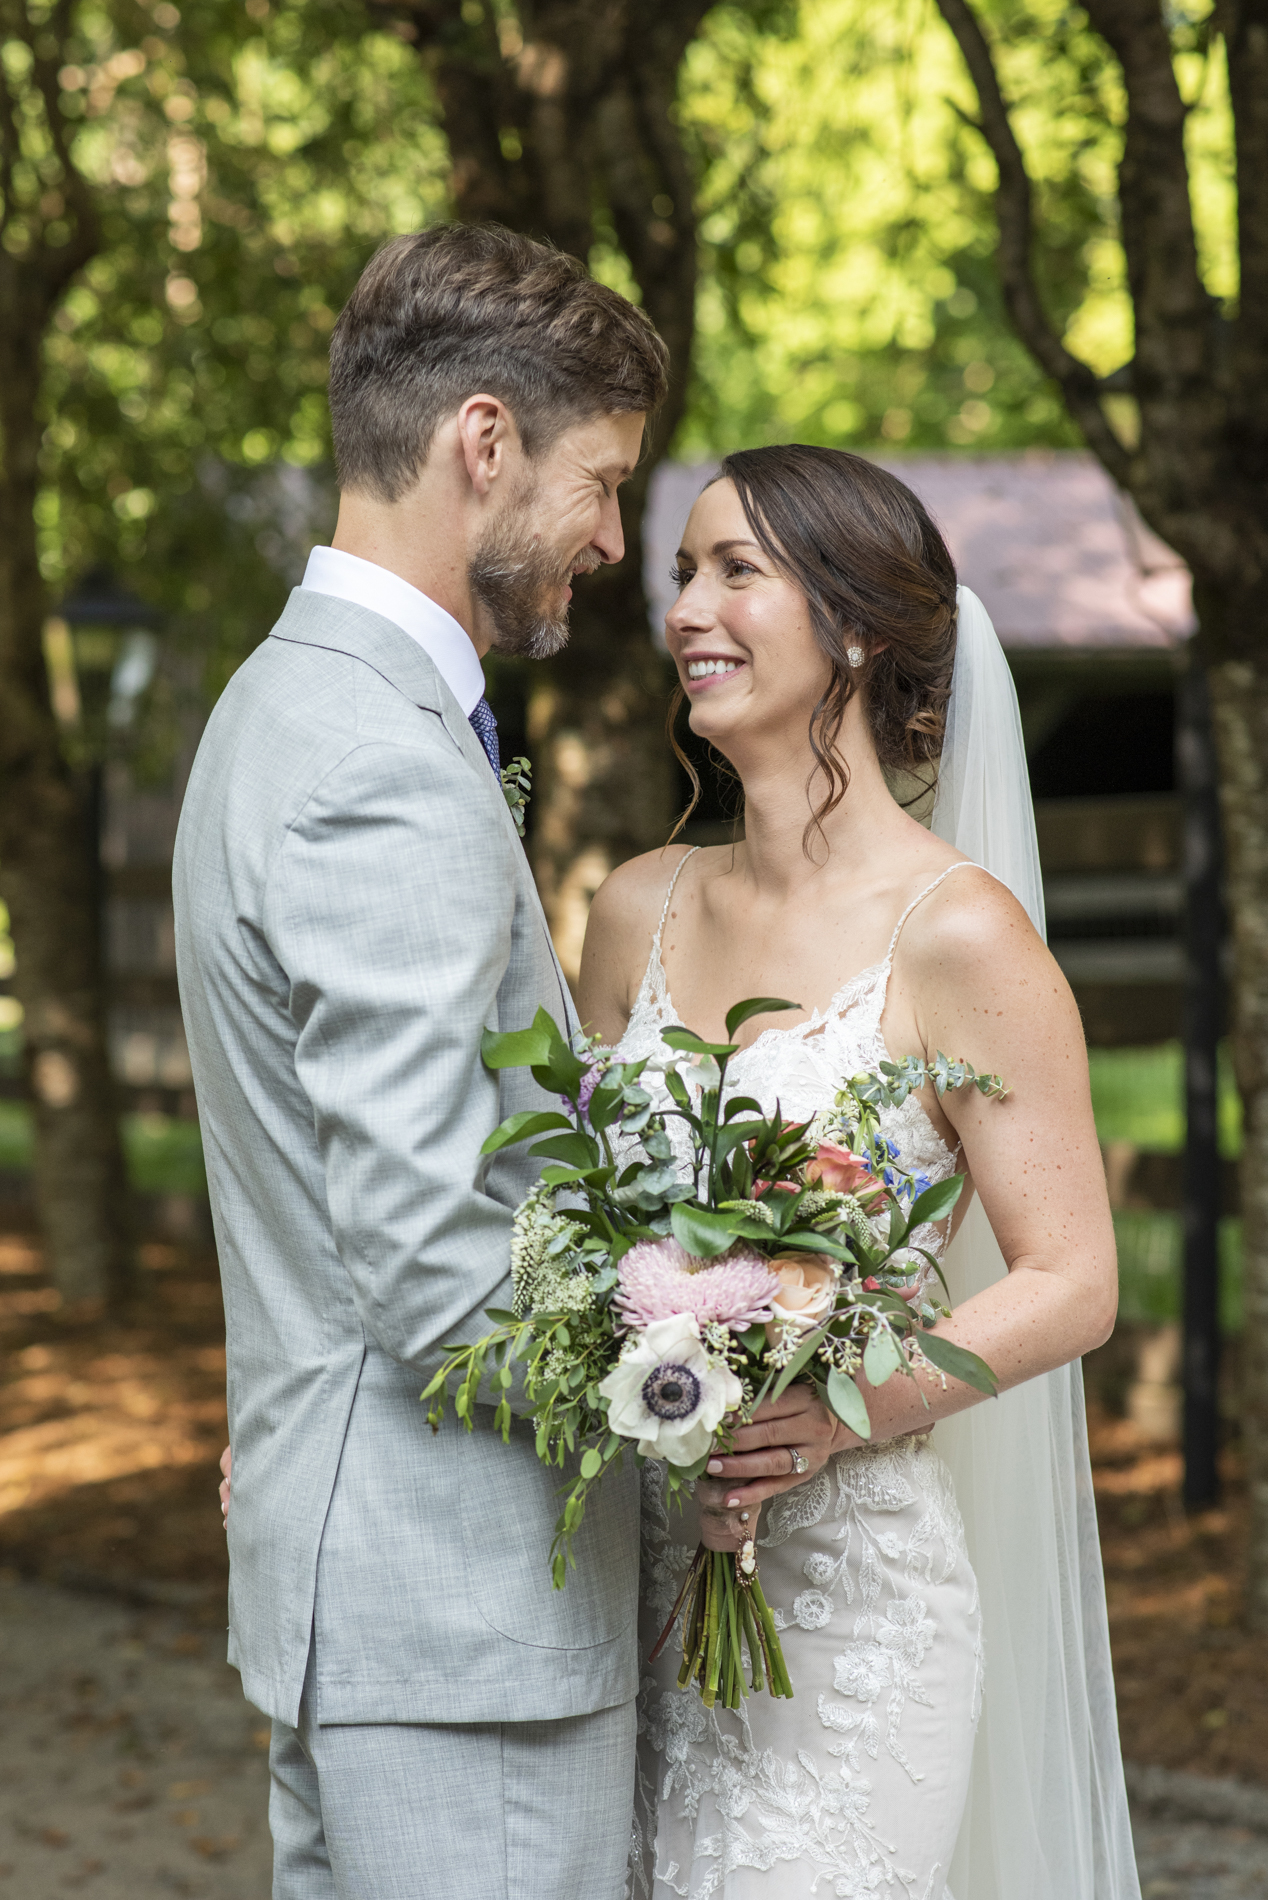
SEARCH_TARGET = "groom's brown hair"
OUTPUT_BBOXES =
[329,223,669,502]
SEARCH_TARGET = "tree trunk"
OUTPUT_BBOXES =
[0,41,129,1310]
[1207,639,1268,1627]
[935,0,1268,1628]
[380,0,709,979]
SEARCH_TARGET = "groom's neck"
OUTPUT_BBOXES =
[330,478,491,656]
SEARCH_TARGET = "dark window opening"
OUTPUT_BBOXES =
[1027,691,1175,801]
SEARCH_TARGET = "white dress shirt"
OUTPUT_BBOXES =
[300,546,486,717]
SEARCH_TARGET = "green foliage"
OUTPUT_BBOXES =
[22,0,448,712]
[0,1102,203,1192]
[1088,1041,1241,1159]
[499,756,532,836]
[1113,1210,1243,1336]
[673,0,1235,458]
[426,1000,1004,1595]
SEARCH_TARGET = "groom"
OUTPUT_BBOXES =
[173,224,667,1899]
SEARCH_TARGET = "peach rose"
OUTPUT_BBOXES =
[765,1251,838,1344]
[806,1141,882,1200]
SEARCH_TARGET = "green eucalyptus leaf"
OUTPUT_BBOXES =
[666,1449,712,1481]
[724,996,802,1038]
[862,1328,903,1385]
[917,1330,999,1396]
[826,1368,872,1439]
[579,1447,603,1480]
[770,1327,824,1399]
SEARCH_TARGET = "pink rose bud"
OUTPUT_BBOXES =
[862,1276,880,1291]
[806,1141,882,1199]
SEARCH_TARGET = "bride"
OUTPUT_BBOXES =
[579,447,1141,1899]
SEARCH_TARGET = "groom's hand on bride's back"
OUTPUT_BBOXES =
[695,1386,854,1550]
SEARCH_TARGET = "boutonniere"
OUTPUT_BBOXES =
[500,756,532,837]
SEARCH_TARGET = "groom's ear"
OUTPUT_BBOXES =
[456,394,520,498]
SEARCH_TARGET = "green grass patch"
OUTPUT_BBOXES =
[0,1102,204,1197]
[1113,1209,1243,1333]
[0,1100,31,1172]
[1088,1041,1242,1158]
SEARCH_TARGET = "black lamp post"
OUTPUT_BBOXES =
[55,569,163,998]
[1176,655,1224,1508]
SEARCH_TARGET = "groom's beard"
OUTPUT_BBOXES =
[469,495,599,660]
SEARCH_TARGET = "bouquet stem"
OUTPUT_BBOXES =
[657,1543,793,1710]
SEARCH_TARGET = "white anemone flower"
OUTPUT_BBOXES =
[598,1313,741,1466]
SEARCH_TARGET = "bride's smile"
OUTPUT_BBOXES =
[666,481,835,752]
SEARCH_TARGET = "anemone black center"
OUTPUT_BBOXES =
[642,1362,701,1421]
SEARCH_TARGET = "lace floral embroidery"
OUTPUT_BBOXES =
[623,860,980,1900]
[631,1442,977,1899]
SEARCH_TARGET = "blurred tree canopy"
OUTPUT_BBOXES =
[28,0,449,706]
[19,0,1237,681]
[674,0,1234,457]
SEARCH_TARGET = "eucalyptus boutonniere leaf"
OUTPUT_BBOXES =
[500,756,532,837]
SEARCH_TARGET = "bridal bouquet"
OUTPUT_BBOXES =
[422,997,1004,1711]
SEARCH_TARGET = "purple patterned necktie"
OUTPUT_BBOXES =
[468,695,500,775]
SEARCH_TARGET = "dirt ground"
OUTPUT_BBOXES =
[0,1576,271,1899]
[3,1221,1268,1895]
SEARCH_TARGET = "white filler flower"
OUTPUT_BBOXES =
[599,1313,741,1466]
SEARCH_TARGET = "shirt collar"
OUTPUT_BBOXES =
[300,546,486,717]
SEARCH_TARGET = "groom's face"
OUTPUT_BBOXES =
[469,410,645,659]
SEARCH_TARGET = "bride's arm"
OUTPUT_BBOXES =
[701,870,1117,1531]
[889,866,1119,1396]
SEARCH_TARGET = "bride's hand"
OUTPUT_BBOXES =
[694,1387,856,1548]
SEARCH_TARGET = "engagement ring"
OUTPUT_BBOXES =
[789,1449,809,1476]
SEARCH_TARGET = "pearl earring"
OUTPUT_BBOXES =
[846,645,864,667]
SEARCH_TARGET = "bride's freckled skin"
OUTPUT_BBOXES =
[579,450,1132,1895]
[581,468,1117,1533]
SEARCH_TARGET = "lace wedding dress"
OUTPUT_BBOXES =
[621,849,983,1900]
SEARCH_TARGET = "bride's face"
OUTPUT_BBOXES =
[665,479,834,757]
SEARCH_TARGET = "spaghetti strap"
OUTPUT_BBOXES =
[653,846,700,953]
[883,859,976,967]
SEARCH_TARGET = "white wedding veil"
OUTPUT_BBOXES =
[932,588,1141,1899]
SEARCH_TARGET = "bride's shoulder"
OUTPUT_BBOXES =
[579,846,697,1035]
[587,843,696,940]
[901,860,1051,983]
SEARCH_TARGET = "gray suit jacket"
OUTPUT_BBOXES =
[173,588,639,1728]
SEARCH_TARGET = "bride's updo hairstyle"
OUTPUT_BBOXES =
[672,445,958,853]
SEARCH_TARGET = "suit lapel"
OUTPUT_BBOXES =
[271,587,575,1027]
[269,587,492,781]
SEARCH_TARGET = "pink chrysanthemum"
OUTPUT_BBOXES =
[615,1237,779,1332]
